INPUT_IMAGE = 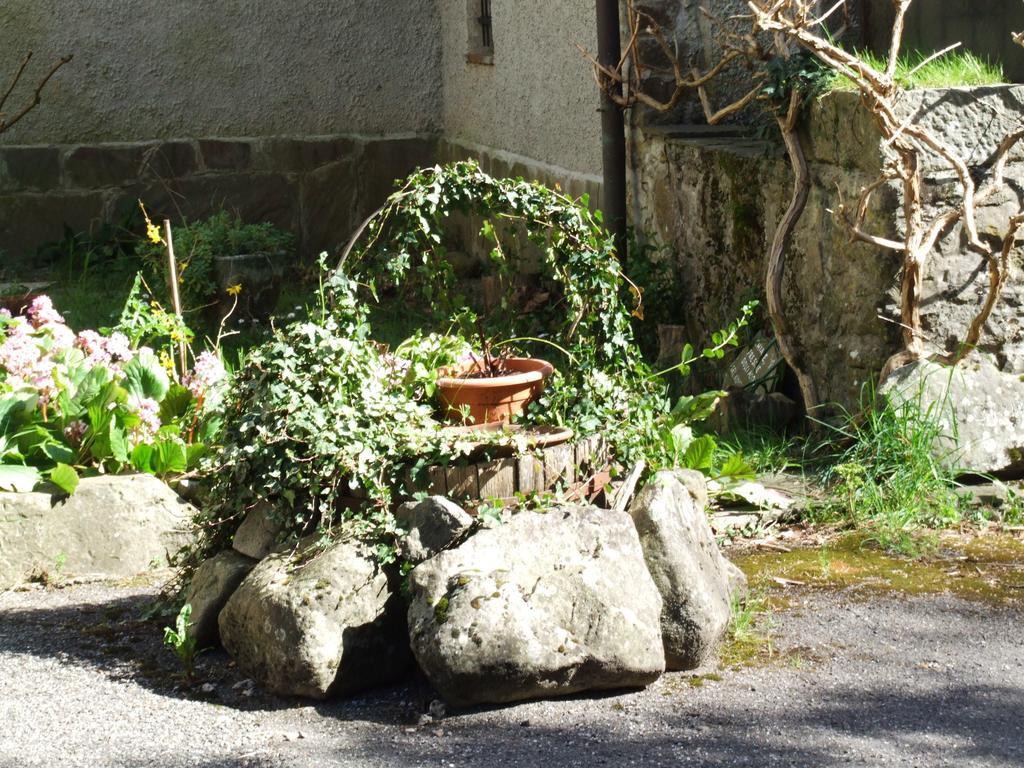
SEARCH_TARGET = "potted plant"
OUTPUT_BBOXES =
[137,211,293,321]
[436,349,554,425]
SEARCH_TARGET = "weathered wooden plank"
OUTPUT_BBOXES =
[477,458,516,501]
[543,443,574,490]
[446,462,480,501]
[427,465,447,496]
[516,452,544,494]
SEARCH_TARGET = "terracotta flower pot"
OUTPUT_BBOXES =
[436,357,554,425]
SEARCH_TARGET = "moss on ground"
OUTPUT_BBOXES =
[731,532,1024,605]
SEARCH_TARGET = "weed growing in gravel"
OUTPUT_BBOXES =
[719,591,774,668]
[163,603,199,680]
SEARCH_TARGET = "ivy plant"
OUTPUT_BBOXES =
[189,162,753,574]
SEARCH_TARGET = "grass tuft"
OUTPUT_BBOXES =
[810,381,965,554]
[830,49,1005,91]
[719,590,774,668]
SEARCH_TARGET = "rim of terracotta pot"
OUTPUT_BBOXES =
[435,357,554,390]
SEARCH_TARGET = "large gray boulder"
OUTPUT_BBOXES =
[184,549,257,648]
[879,358,1024,477]
[231,503,282,560]
[0,474,193,588]
[629,470,740,670]
[395,496,473,563]
[218,537,409,699]
[407,505,665,708]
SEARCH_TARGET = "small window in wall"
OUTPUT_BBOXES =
[467,0,494,65]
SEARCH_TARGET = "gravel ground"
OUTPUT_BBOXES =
[1,579,1022,768]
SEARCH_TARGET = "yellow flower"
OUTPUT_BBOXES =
[227,284,243,297]
[139,200,163,244]
[159,350,175,374]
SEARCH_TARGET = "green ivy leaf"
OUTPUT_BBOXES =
[49,463,80,495]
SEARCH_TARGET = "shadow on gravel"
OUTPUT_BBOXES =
[4,588,1024,768]
[0,589,650,727]
[0,589,423,720]
[324,682,1024,768]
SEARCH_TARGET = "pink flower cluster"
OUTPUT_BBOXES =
[75,329,132,368]
[183,351,226,399]
[129,396,162,446]
[0,316,60,404]
[0,295,132,408]
[26,295,65,328]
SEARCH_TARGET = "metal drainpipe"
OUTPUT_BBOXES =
[595,0,627,255]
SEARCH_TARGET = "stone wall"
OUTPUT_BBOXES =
[631,86,1024,410]
[0,134,436,261]
[1,0,608,261]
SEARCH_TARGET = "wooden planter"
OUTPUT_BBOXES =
[408,434,610,505]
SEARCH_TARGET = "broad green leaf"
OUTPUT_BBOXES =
[158,385,194,423]
[71,365,114,411]
[682,435,717,471]
[0,396,25,432]
[130,443,154,474]
[671,390,724,425]
[153,439,188,474]
[669,423,694,457]
[0,464,41,492]
[43,443,77,465]
[109,421,130,464]
[49,463,80,495]
[122,350,170,402]
[719,453,756,481]
[185,442,208,469]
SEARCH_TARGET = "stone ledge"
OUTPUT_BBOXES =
[0,474,195,588]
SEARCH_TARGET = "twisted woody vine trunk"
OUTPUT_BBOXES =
[769,90,818,412]
[584,0,1024,412]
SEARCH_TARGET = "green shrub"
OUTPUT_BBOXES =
[136,211,293,310]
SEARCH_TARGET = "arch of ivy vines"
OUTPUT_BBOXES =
[184,161,754,578]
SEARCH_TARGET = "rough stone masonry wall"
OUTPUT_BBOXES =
[0,134,436,261]
[631,86,1024,411]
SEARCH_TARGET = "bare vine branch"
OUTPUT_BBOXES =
[0,52,72,135]
[581,0,1024,411]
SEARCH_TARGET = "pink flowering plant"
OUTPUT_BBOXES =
[0,292,227,494]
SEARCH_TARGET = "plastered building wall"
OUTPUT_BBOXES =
[0,0,443,144]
